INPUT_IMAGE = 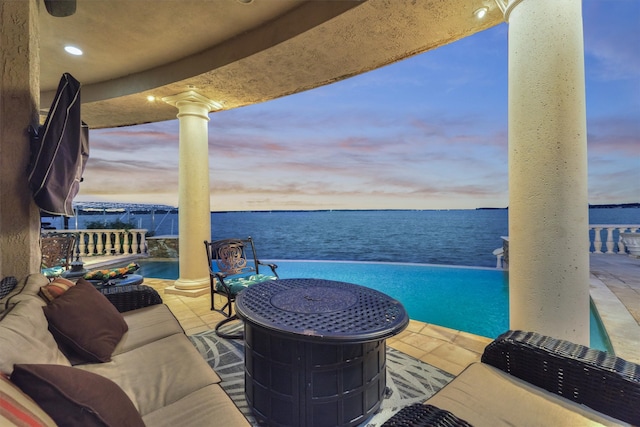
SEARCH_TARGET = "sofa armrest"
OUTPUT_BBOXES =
[481,330,640,425]
[99,284,162,313]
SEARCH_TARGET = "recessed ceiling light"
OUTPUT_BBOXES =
[64,45,83,56]
[237,0,253,4]
[474,7,488,19]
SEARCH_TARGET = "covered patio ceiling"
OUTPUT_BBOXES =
[40,0,503,129]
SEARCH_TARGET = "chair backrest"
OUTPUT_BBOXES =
[205,237,261,277]
[41,232,77,269]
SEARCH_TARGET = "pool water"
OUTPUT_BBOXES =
[136,259,611,351]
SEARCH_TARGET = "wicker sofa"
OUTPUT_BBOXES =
[0,273,249,427]
[383,330,640,427]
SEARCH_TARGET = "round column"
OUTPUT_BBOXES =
[506,0,590,344]
[163,91,219,290]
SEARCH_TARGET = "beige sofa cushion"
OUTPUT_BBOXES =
[0,298,70,375]
[11,364,145,427]
[142,384,250,427]
[0,274,48,312]
[78,333,221,416]
[425,362,630,427]
[114,304,185,356]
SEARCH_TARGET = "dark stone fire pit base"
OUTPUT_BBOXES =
[244,322,386,427]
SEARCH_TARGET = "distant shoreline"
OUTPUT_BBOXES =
[587,203,640,209]
[477,203,639,211]
[65,202,639,215]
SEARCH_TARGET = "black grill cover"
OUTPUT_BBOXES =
[28,73,89,216]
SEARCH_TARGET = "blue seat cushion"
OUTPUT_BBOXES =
[216,274,277,295]
[89,274,144,289]
[42,266,65,278]
[83,262,140,282]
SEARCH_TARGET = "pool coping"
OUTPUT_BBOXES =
[589,274,640,364]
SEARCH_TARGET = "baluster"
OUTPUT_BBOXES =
[617,227,628,254]
[131,232,140,254]
[105,231,113,255]
[123,232,131,254]
[114,231,122,254]
[139,232,147,254]
[88,231,96,255]
[605,227,615,254]
[78,231,86,257]
[132,230,142,254]
[592,227,603,254]
[96,231,105,254]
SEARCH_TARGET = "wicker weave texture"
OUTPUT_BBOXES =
[99,284,162,312]
[481,330,640,425]
[382,403,473,427]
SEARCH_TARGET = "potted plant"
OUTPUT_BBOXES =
[621,232,640,257]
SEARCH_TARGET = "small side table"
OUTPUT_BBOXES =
[89,274,144,289]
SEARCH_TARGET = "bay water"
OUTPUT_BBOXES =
[59,207,639,268]
[55,206,636,347]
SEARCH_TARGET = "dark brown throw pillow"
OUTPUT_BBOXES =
[42,278,128,363]
[11,364,144,427]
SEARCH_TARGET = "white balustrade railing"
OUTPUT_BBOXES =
[589,224,639,254]
[496,224,639,268]
[46,229,148,258]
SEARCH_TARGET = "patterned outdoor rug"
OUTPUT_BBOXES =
[189,322,454,426]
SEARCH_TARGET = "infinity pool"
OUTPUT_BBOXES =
[136,259,611,351]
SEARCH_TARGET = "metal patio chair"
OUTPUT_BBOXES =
[204,237,278,338]
[41,232,77,279]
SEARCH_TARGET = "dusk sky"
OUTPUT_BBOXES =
[80,0,639,211]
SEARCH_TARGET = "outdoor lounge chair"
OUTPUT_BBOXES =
[382,330,639,427]
[40,232,77,279]
[204,237,278,338]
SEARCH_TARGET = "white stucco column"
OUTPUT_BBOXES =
[505,0,590,344]
[163,91,220,290]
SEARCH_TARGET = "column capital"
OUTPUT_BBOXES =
[162,90,222,112]
[494,0,524,22]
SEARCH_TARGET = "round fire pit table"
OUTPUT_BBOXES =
[235,278,409,427]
